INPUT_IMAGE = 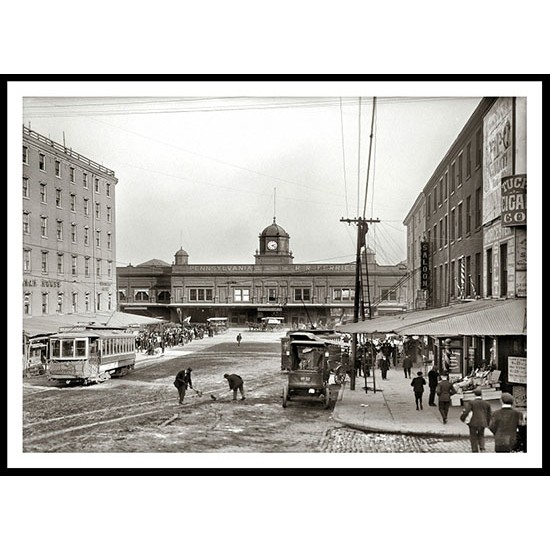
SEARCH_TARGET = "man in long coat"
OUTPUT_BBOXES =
[436,375,456,424]
[460,388,492,452]
[489,392,524,452]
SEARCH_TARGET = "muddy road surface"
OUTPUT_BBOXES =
[23,330,341,453]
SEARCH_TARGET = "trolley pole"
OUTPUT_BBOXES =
[340,216,380,390]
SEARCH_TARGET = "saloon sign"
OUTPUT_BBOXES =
[420,241,429,290]
[501,174,526,226]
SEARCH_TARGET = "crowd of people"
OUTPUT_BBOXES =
[135,323,213,355]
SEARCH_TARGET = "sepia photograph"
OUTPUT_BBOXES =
[8,79,542,471]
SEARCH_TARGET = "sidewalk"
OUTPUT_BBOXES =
[332,368,501,439]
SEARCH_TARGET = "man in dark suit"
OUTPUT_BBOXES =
[402,354,413,378]
[489,392,524,452]
[436,375,456,424]
[460,388,492,452]
[174,367,193,404]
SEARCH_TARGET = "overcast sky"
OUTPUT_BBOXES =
[18,85,486,269]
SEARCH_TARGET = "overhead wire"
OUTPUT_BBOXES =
[339,97,350,218]
[25,99,347,202]
[24,96,476,116]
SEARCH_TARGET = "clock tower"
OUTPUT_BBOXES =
[255,218,293,265]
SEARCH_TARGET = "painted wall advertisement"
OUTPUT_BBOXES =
[483,97,513,225]
[508,356,527,384]
[501,174,526,226]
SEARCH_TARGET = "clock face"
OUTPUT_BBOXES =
[267,240,278,250]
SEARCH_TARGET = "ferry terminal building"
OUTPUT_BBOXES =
[117,219,408,327]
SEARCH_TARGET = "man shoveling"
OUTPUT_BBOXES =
[223,373,245,401]
[174,367,193,404]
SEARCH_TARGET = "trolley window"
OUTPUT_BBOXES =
[75,339,87,357]
[62,340,75,357]
[51,339,60,357]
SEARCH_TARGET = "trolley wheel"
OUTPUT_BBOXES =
[324,387,331,409]
[282,385,288,408]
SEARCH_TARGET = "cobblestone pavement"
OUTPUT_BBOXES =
[320,426,485,452]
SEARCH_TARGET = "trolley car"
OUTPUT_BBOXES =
[48,326,136,385]
[282,338,332,409]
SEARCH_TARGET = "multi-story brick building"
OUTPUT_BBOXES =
[404,98,497,308]
[22,126,118,318]
[117,218,408,327]
[403,96,527,308]
[403,193,426,310]
[401,97,527,396]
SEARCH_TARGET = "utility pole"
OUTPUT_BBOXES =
[340,216,380,390]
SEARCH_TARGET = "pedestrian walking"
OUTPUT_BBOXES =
[411,371,426,410]
[379,355,390,380]
[436,374,456,424]
[427,365,439,406]
[489,392,524,452]
[236,333,242,346]
[402,353,413,378]
[173,367,193,404]
[224,373,245,401]
[460,388,492,452]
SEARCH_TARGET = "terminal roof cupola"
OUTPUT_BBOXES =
[255,217,293,265]
[174,247,189,266]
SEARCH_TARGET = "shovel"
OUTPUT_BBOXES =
[210,388,232,401]
[191,387,203,397]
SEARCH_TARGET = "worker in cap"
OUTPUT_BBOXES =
[224,373,245,401]
[489,392,524,452]
[501,392,514,404]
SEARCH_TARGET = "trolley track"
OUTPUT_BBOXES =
[23,372,284,448]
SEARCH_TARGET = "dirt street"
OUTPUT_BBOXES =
[23,329,340,453]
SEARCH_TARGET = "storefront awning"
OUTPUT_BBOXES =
[395,298,526,337]
[335,299,526,337]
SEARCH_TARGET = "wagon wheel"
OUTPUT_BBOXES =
[282,385,288,408]
[324,387,331,409]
